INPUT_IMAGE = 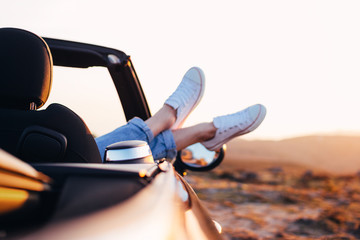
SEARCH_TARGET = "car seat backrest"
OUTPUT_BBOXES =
[0,28,101,163]
[0,28,52,110]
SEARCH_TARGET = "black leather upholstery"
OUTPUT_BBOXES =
[0,28,52,110]
[0,28,101,163]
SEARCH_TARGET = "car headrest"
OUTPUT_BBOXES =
[0,28,52,110]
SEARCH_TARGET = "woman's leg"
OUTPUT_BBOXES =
[172,123,216,150]
[97,103,266,160]
[151,103,267,159]
[112,102,266,160]
[146,66,205,137]
[173,103,267,151]
[96,65,267,160]
[145,105,176,137]
[96,67,205,160]
[95,117,155,160]
[95,114,178,161]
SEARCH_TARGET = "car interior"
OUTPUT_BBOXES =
[0,28,102,164]
[0,27,154,236]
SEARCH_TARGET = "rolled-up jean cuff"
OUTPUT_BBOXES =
[159,130,177,159]
[128,117,154,143]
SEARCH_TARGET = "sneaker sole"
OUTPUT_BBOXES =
[171,67,205,130]
[205,104,266,151]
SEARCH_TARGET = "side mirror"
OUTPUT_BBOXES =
[174,143,226,173]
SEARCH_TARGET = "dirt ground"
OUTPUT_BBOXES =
[185,167,360,240]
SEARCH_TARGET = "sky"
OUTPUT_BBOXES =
[2,0,360,140]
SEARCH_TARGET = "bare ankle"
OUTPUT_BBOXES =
[197,122,217,142]
[162,104,176,129]
[145,105,177,136]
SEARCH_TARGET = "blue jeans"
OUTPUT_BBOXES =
[95,117,177,161]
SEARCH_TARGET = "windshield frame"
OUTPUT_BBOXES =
[44,37,151,121]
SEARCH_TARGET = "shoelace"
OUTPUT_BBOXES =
[215,108,251,133]
[168,77,199,111]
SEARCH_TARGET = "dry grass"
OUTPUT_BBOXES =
[185,135,360,239]
[185,166,360,240]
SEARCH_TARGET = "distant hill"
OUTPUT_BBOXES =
[223,135,360,175]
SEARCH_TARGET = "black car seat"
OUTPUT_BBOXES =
[0,28,102,163]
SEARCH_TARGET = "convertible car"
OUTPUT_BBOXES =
[0,28,225,240]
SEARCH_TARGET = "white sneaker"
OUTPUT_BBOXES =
[201,104,266,151]
[165,67,205,130]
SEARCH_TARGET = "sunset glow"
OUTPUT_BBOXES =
[2,0,360,140]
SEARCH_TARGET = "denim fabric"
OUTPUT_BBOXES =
[95,117,177,161]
